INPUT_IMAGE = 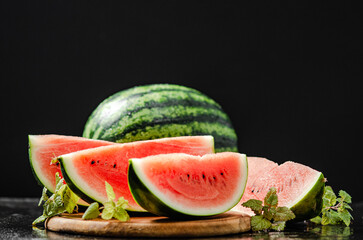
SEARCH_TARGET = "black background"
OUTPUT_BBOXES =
[1,1,362,201]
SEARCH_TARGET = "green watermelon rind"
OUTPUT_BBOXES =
[83,84,238,153]
[28,135,57,193]
[128,154,248,218]
[28,135,50,191]
[289,172,325,221]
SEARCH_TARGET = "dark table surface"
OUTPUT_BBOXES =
[1,197,362,239]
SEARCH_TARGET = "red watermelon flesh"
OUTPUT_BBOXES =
[250,161,322,208]
[232,157,323,218]
[58,136,215,211]
[29,134,115,193]
[232,157,278,215]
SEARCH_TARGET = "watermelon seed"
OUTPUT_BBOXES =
[91,160,95,165]
[113,163,116,168]
[187,174,190,179]
[202,174,205,179]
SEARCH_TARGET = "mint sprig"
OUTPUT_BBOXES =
[242,187,295,232]
[81,181,130,221]
[310,186,353,226]
[33,173,80,225]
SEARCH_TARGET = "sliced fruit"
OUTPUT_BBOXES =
[83,84,238,152]
[128,152,248,218]
[57,136,215,211]
[28,134,114,193]
[233,158,325,221]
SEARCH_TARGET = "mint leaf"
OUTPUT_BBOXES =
[33,173,80,225]
[38,187,49,206]
[310,216,322,224]
[264,187,278,207]
[251,215,271,232]
[310,186,353,226]
[338,209,352,227]
[105,181,116,201]
[262,206,275,221]
[242,199,263,215]
[101,183,130,221]
[274,207,295,222]
[82,202,100,220]
[102,201,116,220]
[242,187,295,232]
[339,190,352,204]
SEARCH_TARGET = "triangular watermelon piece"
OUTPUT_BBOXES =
[29,134,115,193]
[233,157,325,221]
[128,152,248,217]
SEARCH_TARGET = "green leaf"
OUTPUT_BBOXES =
[339,190,352,204]
[271,221,286,232]
[338,209,352,227]
[105,181,116,201]
[32,215,48,226]
[264,187,278,207]
[342,202,353,211]
[55,172,64,192]
[242,199,263,215]
[310,216,322,224]
[322,210,340,225]
[114,207,130,221]
[82,202,100,220]
[33,173,81,225]
[274,207,295,222]
[323,186,337,207]
[116,197,129,209]
[63,188,80,214]
[251,215,271,232]
[38,187,49,206]
[262,206,275,221]
[102,201,116,220]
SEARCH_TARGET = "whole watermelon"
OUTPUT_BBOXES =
[83,84,238,152]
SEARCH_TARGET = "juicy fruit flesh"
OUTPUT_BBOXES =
[232,157,324,220]
[29,135,114,192]
[130,152,248,216]
[60,136,214,211]
[250,161,322,207]
[232,157,278,215]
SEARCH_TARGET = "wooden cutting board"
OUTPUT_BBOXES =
[45,211,251,238]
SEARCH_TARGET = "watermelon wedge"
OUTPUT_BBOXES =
[57,136,215,211]
[128,152,248,218]
[232,157,325,221]
[29,134,115,193]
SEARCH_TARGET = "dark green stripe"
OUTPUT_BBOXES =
[84,88,223,139]
[101,113,234,141]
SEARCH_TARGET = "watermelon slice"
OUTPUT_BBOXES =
[128,152,248,218]
[232,157,325,221]
[29,134,115,193]
[57,136,215,211]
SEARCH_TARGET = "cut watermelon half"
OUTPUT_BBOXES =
[128,152,248,218]
[232,157,325,221]
[29,134,115,193]
[57,136,215,211]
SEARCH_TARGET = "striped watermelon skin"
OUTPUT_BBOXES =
[83,84,238,152]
